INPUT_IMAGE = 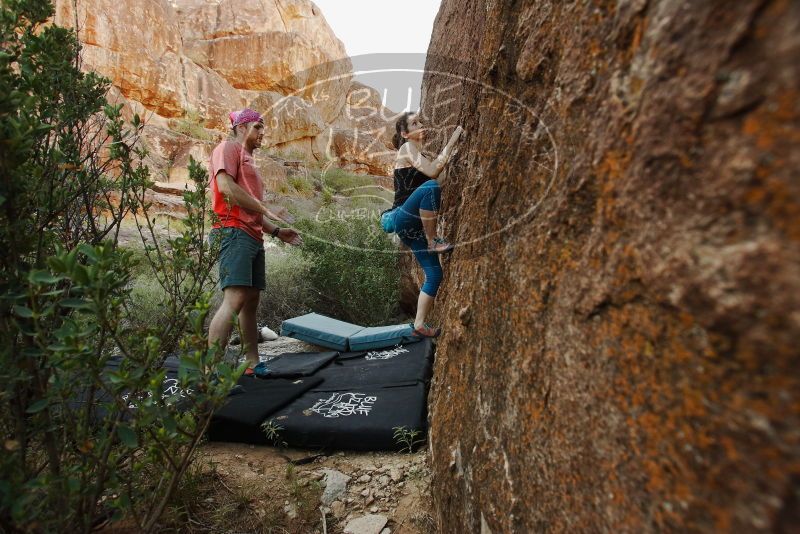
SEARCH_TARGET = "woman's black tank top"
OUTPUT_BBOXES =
[392,166,430,209]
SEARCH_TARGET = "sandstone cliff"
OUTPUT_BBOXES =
[422,1,799,532]
[54,0,397,186]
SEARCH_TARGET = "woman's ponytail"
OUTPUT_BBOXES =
[393,112,414,150]
[392,131,405,150]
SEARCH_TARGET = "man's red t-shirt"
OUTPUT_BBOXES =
[209,141,264,241]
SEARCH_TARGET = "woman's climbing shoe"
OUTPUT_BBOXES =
[243,367,255,377]
[428,237,454,254]
[412,323,442,338]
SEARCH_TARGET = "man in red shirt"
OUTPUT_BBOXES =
[207,108,302,373]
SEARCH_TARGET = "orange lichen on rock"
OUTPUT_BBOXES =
[423,0,800,532]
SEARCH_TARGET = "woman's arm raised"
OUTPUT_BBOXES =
[408,126,464,179]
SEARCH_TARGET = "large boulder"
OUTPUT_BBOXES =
[332,81,400,150]
[423,0,800,532]
[248,91,327,147]
[54,0,245,128]
[174,0,351,123]
[54,0,185,117]
[313,128,394,176]
[54,0,399,203]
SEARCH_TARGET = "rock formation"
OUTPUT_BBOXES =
[53,0,398,191]
[422,0,799,532]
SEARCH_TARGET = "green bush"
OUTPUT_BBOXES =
[0,2,235,531]
[258,249,317,329]
[294,215,402,326]
[315,167,378,196]
[124,246,218,349]
[287,175,314,196]
[173,109,213,141]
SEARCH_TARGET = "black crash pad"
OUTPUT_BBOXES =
[267,383,428,451]
[313,340,434,391]
[253,351,339,378]
[69,356,195,420]
[207,376,323,445]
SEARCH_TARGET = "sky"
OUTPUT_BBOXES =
[312,0,442,111]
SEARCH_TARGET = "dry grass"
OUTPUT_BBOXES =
[153,458,323,533]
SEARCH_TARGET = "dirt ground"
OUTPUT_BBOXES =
[154,336,437,534]
[163,442,436,534]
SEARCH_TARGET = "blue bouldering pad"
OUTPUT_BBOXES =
[347,324,421,351]
[281,312,424,351]
[280,313,363,351]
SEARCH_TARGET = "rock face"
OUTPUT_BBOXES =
[423,1,800,533]
[54,0,396,185]
[174,0,351,122]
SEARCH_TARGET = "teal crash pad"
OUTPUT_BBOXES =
[280,313,363,351]
[281,313,423,351]
[348,324,420,351]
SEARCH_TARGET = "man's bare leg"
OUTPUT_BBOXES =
[208,286,251,356]
[238,288,261,367]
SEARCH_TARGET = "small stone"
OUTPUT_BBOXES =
[380,529,391,534]
[389,468,402,482]
[283,502,297,519]
[322,469,351,505]
[343,514,389,534]
[358,474,372,483]
[397,482,404,488]
[370,506,379,513]
[366,496,374,506]
[378,475,390,486]
[361,488,371,497]
[331,500,346,518]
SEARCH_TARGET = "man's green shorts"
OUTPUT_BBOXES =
[210,227,266,290]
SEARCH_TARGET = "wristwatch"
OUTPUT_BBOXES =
[271,226,281,238]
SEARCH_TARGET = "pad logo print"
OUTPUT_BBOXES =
[121,378,193,409]
[365,346,409,361]
[311,392,377,418]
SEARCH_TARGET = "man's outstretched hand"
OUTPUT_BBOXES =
[277,228,303,246]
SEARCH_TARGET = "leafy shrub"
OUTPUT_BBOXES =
[124,245,218,351]
[0,2,235,531]
[315,167,378,196]
[294,215,402,326]
[257,249,317,329]
[128,270,171,329]
[173,109,213,141]
[287,175,314,197]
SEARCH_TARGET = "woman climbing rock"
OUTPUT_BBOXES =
[387,111,463,338]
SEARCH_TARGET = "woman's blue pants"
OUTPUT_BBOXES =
[393,179,443,297]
